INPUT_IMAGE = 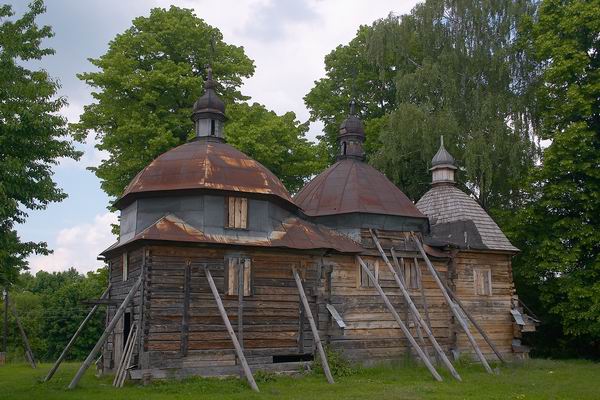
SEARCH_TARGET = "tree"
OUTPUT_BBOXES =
[306,0,541,213]
[508,0,600,356]
[225,103,326,194]
[304,25,396,162]
[0,0,81,286]
[74,6,322,200]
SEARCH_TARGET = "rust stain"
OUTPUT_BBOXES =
[101,214,363,256]
[295,158,427,219]
[115,140,294,209]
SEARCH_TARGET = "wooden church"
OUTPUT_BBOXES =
[57,68,536,390]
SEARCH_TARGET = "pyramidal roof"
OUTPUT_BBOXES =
[417,185,518,252]
[417,137,518,253]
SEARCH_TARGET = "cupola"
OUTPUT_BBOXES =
[191,66,226,140]
[338,100,365,160]
[430,136,457,185]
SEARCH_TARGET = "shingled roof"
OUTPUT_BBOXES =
[417,184,518,253]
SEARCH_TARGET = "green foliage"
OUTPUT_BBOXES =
[2,359,600,399]
[0,0,81,286]
[508,0,600,356]
[225,103,326,193]
[312,346,358,378]
[305,0,541,211]
[72,6,255,198]
[2,268,108,362]
[304,25,395,163]
[252,370,278,383]
[74,6,323,199]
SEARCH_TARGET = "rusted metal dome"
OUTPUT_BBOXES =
[294,158,426,218]
[115,140,295,209]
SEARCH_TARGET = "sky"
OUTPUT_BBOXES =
[13,0,420,274]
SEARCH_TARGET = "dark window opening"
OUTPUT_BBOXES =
[342,141,347,155]
[123,312,131,349]
[273,354,314,363]
[210,119,215,135]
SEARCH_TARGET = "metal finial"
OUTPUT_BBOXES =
[349,99,357,115]
[440,135,444,148]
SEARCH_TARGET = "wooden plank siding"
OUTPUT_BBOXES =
[451,251,515,360]
[101,230,518,376]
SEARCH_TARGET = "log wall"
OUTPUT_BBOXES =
[102,238,518,376]
[452,250,516,360]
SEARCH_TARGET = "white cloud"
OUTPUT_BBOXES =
[28,212,118,273]
[154,0,419,140]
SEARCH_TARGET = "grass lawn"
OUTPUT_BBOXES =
[1,358,598,400]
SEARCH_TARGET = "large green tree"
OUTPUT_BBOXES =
[304,25,396,161]
[3,268,107,361]
[75,5,323,199]
[0,0,80,286]
[508,0,599,357]
[306,0,541,213]
[226,103,325,193]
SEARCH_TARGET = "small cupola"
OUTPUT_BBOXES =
[430,136,457,185]
[338,99,365,160]
[191,65,226,141]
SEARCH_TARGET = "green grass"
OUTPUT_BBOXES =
[1,359,599,400]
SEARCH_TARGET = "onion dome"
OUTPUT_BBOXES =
[192,66,226,140]
[295,100,425,220]
[430,136,458,185]
[338,100,365,160]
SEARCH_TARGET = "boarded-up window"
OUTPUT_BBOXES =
[226,197,248,229]
[359,259,379,288]
[122,252,128,282]
[401,260,420,290]
[226,257,252,296]
[474,268,492,296]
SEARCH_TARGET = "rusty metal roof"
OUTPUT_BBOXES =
[115,140,295,209]
[101,214,363,256]
[295,158,427,219]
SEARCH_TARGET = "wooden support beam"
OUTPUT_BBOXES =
[411,233,494,374]
[113,321,136,386]
[413,256,440,365]
[292,267,334,384]
[114,321,138,387]
[356,256,443,382]
[69,275,143,389]
[204,266,259,392]
[369,231,461,381]
[45,284,112,382]
[392,250,429,362]
[8,294,36,368]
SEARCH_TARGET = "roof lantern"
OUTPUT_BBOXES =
[338,99,365,160]
[430,136,457,185]
[191,65,226,141]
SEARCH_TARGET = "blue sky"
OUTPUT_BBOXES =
[12,0,419,273]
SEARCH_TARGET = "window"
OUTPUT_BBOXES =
[122,252,128,282]
[401,260,420,290]
[474,268,492,296]
[359,259,379,288]
[226,257,252,296]
[210,119,215,135]
[226,197,248,229]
